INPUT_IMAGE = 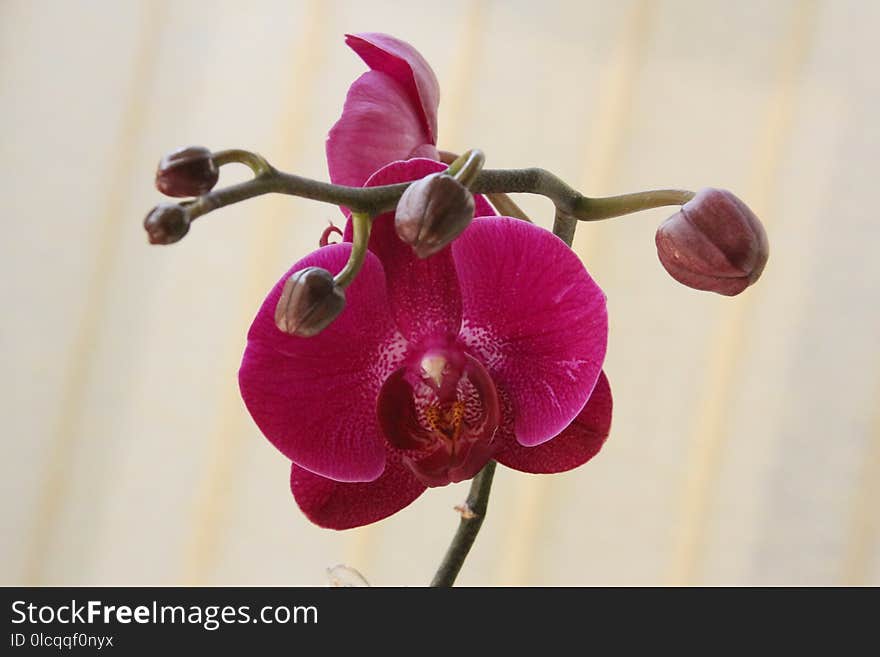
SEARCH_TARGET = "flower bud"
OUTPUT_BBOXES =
[144,203,190,245]
[274,267,346,337]
[395,173,475,258]
[655,188,769,296]
[155,146,219,197]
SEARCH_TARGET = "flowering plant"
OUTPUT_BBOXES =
[145,33,768,586]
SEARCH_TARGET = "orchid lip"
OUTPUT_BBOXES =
[377,344,500,487]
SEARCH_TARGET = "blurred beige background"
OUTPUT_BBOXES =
[2,0,878,586]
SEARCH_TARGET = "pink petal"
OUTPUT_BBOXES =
[326,71,437,188]
[345,32,440,144]
[290,455,426,530]
[377,351,501,487]
[496,371,612,473]
[350,158,468,343]
[453,218,608,446]
[239,243,404,482]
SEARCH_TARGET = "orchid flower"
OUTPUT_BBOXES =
[237,33,612,530]
[146,29,770,587]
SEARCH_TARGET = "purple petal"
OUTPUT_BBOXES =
[326,71,437,188]
[351,159,466,343]
[290,456,426,530]
[453,218,608,446]
[239,244,404,482]
[496,371,612,473]
[345,32,440,144]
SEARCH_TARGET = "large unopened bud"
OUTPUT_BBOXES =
[395,173,475,258]
[156,146,219,197]
[144,203,190,245]
[274,267,346,337]
[656,188,769,296]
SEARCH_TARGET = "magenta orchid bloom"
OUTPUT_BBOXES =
[238,34,612,530]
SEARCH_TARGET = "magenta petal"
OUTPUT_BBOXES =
[474,198,497,218]
[239,244,403,482]
[327,71,436,188]
[345,32,440,144]
[453,218,608,446]
[496,371,612,473]
[356,159,466,343]
[290,456,426,530]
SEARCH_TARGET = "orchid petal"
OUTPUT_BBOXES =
[327,71,437,188]
[496,371,612,473]
[239,244,404,482]
[290,456,426,530]
[453,218,608,446]
[348,159,471,343]
[345,32,440,144]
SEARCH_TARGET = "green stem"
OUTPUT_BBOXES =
[430,460,497,587]
[575,188,695,219]
[446,149,485,187]
[174,152,693,233]
[553,210,578,247]
[440,149,532,222]
[470,168,694,220]
[211,148,274,176]
[332,212,371,289]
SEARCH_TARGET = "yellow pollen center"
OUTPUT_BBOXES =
[425,401,465,441]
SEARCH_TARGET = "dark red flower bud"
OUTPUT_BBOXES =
[655,188,769,296]
[395,172,475,258]
[155,146,219,197]
[143,203,190,245]
[274,267,346,337]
